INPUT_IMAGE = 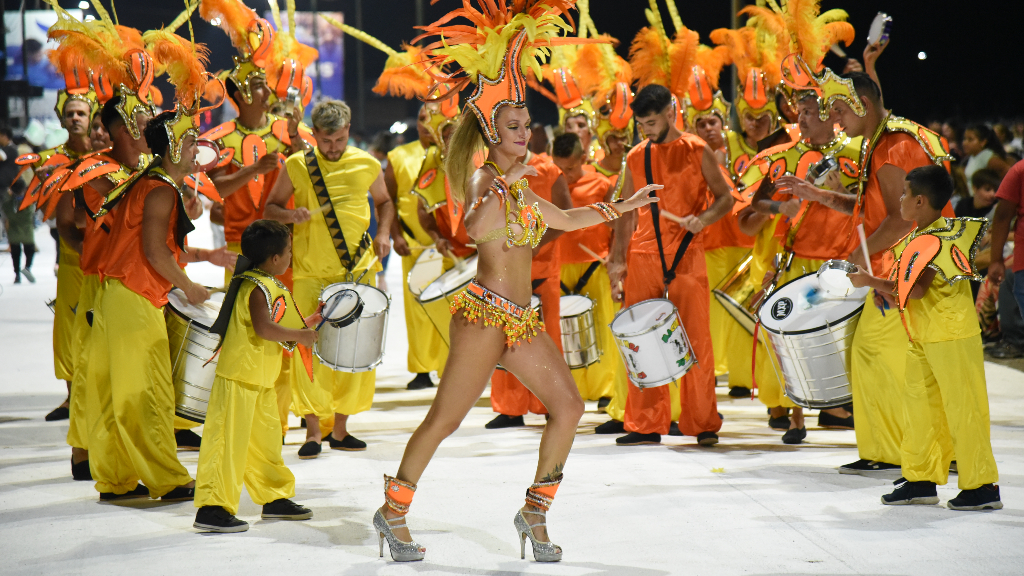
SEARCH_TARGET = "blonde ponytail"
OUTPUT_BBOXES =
[444,111,486,205]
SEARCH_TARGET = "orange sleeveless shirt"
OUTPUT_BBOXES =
[559,170,613,263]
[525,153,563,279]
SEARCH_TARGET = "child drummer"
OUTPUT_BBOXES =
[849,166,1002,511]
[194,220,322,532]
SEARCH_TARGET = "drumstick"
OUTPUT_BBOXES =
[355,255,380,284]
[208,286,227,294]
[320,203,333,215]
[856,223,874,277]
[660,209,685,224]
[578,243,606,265]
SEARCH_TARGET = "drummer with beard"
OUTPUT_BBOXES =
[264,100,394,457]
[195,219,319,532]
[607,84,735,446]
[775,72,955,473]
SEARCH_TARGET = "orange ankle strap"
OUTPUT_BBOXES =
[384,474,416,514]
[525,475,562,512]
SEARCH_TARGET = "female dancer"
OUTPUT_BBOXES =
[373,2,660,563]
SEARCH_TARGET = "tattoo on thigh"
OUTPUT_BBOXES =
[541,462,564,482]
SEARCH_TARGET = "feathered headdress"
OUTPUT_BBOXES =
[265,0,318,110]
[414,0,603,146]
[711,14,778,132]
[46,28,99,123]
[143,29,218,164]
[200,0,274,106]
[684,44,732,130]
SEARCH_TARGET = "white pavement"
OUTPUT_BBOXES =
[1,219,1023,576]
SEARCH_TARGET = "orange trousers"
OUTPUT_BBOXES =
[622,250,721,436]
[489,275,562,416]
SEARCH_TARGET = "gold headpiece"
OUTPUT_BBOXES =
[266,0,318,110]
[684,44,731,130]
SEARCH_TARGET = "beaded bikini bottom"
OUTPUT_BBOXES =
[449,280,544,346]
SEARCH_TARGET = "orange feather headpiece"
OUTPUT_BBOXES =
[200,0,274,106]
[684,44,732,130]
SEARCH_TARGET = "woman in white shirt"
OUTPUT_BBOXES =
[963,124,1011,196]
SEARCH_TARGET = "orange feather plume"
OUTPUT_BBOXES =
[199,0,258,55]
[668,28,699,100]
[371,44,434,99]
[144,29,210,110]
[629,26,671,88]
[710,27,757,79]
[695,45,730,91]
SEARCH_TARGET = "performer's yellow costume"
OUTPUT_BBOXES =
[287,146,382,418]
[196,271,305,514]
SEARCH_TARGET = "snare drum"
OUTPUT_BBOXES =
[758,273,869,409]
[610,299,695,389]
[559,294,600,369]
[407,247,445,298]
[315,282,390,372]
[418,255,478,345]
[166,289,225,423]
[712,252,760,335]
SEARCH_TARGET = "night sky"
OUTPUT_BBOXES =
[6,0,1023,135]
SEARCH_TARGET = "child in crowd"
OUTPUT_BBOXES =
[956,168,1002,218]
[194,220,322,532]
[850,165,1002,511]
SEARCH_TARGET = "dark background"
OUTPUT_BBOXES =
[5,0,1023,136]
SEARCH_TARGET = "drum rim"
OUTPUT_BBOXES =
[759,272,867,336]
[610,298,680,338]
[418,254,478,301]
[166,294,220,332]
[407,247,444,296]
[559,294,595,318]
[323,289,363,326]
[320,282,391,318]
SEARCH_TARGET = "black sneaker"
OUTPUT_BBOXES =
[882,478,938,505]
[326,432,367,451]
[175,429,202,451]
[668,422,683,436]
[297,440,322,459]
[485,414,524,429]
[261,498,313,520]
[782,427,806,445]
[768,415,791,431]
[947,484,1003,511]
[595,419,625,434]
[597,397,611,412]
[838,459,901,477]
[406,373,434,390]
[99,483,149,502]
[194,506,249,533]
[728,386,751,398]
[45,405,70,421]
[161,485,195,502]
[71,457,92,481]
[697,431,719,446]
[616,432,661,445]
[988,343,1023,359]
[817,411,854,430]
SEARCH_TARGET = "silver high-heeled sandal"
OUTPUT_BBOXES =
[373,509,425,562]
[514,508,562,562]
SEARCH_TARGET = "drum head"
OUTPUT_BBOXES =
[559,294,594,317]
[351,284,389,315]
[420,255,478,301]
[323,289,362,327]
[194,139,221,173]
[408,248,445,297]
[759,274,868,334]
[867,12,891,45]
[167,288,225,330]
[611,299,676,337]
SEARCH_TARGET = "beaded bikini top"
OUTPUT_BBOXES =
[475,161,548,248]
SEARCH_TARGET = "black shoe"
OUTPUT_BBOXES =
[194,506,249,533]
[300,418,307,428]
[406,373,434,390]
[45,405,69,421]
[882,478,938,505]
[616,432,661,445]
[947,484,1003,511]
[782,427,806,445]
[261,498,313,520]
[768,415,791,431]
[326,432,367,451]
[817,411,854,430]
[728,386,751,398]
[597,397,611,412]
[175,429,202,451]
[71,458,92,481]
[950,461,958,475]
[668,422,683,436]
[838,459,901,477]
[161,485,195,502]
[485,414,524,429]
[297,440,322,459]
[595,419,625,434]
[697,431,719,446]
[99,483,149,502]
[988,343,1023,359]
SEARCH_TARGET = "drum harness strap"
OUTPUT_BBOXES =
[305,149,372,273]
[644,141,694,297]
[560,261,601,295]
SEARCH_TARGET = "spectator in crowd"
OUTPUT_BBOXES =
[963,124,1011,197]
[0,124,37,283]
[989,159,1024,332]
[943,119,964,159]
[958,169,1002,219]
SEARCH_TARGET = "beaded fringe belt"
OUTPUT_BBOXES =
[450,280,544,346]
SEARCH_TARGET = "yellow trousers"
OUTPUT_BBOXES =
[291,275,377,418]
[275,355,292,437]
[561,262,624,401]
[753,256,823,409]
[53,239,83,381]
[902,338,997,489]
[705,246,751,381]
[195,377,296,515]
[88,279,192,496]
[67,273,99,450]
[401,250,447,374]
[850,293,909,464]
